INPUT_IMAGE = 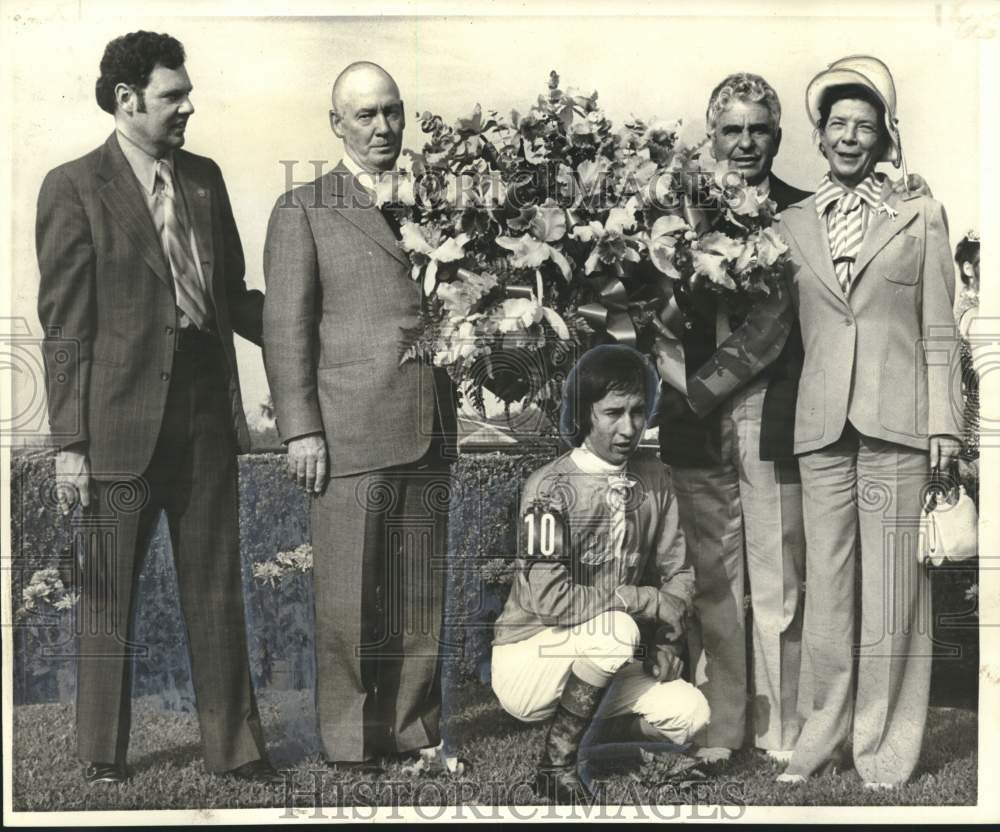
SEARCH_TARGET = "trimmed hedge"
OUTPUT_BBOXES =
[10,448,979,709]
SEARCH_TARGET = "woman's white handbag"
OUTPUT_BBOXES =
[919,485,978,567]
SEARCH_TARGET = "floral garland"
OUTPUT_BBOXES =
[377,72,791,420]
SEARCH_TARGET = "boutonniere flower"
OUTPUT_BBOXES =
[875,202,898,220]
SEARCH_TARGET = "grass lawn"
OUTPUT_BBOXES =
[12,684,977,813]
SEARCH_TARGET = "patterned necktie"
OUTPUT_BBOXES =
[829,191,864,295]
[154,160,212,329]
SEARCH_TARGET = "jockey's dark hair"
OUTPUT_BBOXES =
[560,344,658,447]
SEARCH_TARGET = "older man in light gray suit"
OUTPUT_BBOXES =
[263,62,457,772]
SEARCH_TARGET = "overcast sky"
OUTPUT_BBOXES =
[3,5,985,426]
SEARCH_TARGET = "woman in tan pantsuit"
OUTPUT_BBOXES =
[774,56,962,787]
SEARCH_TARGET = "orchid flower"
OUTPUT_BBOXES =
[691,231,746,290]
[645,214,690,279]
[496,202,572,281]
[494,270,571,340]
[399,222,471,295]
[570,200,643,276]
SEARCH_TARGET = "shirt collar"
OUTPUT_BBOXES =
[571,443,628,475]
[756,175,771,200]
[116,130,172,195]
[340,155,397,194]
[814,171,885,218]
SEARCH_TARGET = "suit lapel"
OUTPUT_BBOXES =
[97,134,172,290]
[851,184,921,281]
[325,163,409,266]
[174,152,216,294]
[781,196,846,304]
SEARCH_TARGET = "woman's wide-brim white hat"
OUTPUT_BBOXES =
[806,54,901,166]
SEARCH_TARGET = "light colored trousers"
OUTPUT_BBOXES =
[788,426,933,784]
[671,379,806,751]
[491,612,710,744]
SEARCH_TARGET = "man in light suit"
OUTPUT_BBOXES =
[263,62,457,772]
[655,72,809,763]
[36,31,277,784]
[774,56,961,786]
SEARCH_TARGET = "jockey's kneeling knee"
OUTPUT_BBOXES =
[640,679,711,744]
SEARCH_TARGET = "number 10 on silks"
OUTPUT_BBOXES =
[519,500,569,562]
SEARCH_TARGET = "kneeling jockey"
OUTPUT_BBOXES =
[491,345,710,803]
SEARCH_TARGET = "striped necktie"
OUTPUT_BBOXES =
[154,160,212,329]
[606,474,631,578]
[829,191,864,295]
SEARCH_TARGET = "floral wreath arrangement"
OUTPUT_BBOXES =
[376,71,790,427]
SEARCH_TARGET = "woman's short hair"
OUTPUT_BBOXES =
[559,344,658,447]
[817,83,886,132]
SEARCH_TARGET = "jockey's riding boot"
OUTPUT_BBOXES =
[535,671,607,804]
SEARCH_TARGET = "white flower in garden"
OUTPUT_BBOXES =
[252,561,283,588]
[289,544,313,572]
[54,592,79,611]
[35,568,63,587]
[22,583,48,608]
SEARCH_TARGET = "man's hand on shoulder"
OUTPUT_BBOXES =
[286,433,328,494]
[55,448,91,515]
[890,173,933,198]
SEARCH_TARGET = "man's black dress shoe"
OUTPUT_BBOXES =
[83,762,127,784]
[325,759,386,776]
[226,758,286,785]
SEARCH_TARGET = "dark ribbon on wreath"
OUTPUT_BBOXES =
[576,275,687,348]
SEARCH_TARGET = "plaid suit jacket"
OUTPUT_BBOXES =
[262,161,456,476]
[36,133,262,478]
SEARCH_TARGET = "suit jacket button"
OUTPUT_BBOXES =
[161,372,170,381]
[844,319,853,327]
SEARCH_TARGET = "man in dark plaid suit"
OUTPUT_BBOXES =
[36,31,277,785]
